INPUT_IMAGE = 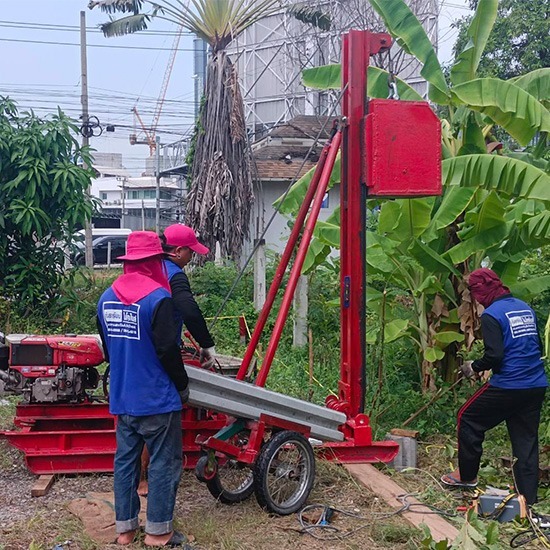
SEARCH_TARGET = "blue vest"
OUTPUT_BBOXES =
[483,297,548,389]
[163,259,184,342]
[98,286,182,416]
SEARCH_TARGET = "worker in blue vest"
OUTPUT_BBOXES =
[442,268,548,508]
[137,223,215,498]
[97,231,192,548]
[160,223,215,365]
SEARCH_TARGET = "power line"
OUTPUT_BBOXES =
[0,20,192,36]
[0,37,196,52]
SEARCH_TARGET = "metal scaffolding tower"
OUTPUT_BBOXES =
[227,0,439,140]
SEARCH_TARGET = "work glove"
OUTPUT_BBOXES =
[200,346,216,370]
[179,386,190,405]
[460,360,476,379]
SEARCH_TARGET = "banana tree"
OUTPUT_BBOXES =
[90,0,280,261]
[276,0,550,390]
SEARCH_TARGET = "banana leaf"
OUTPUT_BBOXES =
[451,78,550,145]
[450,0,498,86]
[301,65,423,101]
[443,155,550,202]
[369,0,449,104]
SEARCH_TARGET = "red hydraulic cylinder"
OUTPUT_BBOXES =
[236,126,336,381]
[255,127,343,388]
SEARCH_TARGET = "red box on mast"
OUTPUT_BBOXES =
[364,98,442,197]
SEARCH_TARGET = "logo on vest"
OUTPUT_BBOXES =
[103,302,141,340]
[505,310,538,339]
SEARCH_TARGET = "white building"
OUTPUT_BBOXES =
[91,153,184,231]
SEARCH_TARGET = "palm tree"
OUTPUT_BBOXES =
[89,0,281,261]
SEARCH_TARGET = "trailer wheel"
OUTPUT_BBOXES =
[206,459,254,504]
[195,455,217,482]
[253,430,315,515]
[205,431,254,504]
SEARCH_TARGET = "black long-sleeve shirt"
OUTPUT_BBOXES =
[472,314,504,373]
[97,297,188,391]
[170,271,215,349]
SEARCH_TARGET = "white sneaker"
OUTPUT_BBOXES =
[530,511,550,529]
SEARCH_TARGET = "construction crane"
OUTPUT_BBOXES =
[130,25,184,155]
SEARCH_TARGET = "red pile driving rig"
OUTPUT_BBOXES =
[0,29,441,516]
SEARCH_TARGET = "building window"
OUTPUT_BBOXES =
[101,192,108,200]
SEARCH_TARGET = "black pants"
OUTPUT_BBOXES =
[457,384,546,505]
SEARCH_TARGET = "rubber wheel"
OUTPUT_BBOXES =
[510,530,546,548]
[253,430,315,515]
[205,431,254,504]
[206,458,254,504]
[195,455,217,482]
[102,365,110,398]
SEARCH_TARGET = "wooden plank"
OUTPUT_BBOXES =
[345,464,459,543]
[31,474,55,497]
[390,428,419,438]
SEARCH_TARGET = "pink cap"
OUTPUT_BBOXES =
[163,224,209,255]
[117,231,164,261]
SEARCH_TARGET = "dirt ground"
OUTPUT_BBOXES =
[0,437,426,550]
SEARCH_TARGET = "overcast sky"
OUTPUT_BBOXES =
[0,0,471,175]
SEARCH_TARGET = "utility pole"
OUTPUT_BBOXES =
[80,11,93,268]
[120,177,126,228]
[155,135,161,233]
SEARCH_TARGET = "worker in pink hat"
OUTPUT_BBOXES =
[160,224,216,368]
[136,224,216,499]
[97,231,192,548]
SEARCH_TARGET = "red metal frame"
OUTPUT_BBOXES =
[321,31,396,462]
[199,413,311,466]
[254,127,342,387]
[235,124,337,381]
[1,401,229,475]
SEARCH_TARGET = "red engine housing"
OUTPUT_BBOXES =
[9,335,104,378]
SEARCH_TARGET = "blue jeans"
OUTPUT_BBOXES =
[114,411,182,535]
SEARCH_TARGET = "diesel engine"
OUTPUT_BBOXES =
[0,333,104,403]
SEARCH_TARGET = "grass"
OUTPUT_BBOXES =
[0,395,16,430]
[1,416,547,549]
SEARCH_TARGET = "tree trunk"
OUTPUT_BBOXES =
[186,51,253,263]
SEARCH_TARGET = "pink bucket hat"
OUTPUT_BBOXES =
[163,224,209,255]
[117,231,164,261]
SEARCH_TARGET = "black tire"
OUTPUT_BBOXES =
[205,430,254,504]
[253,430,315,515]
[102,365,110,398]
[195,455,217,482]
[206,459,255,504]
[510,530,538,548]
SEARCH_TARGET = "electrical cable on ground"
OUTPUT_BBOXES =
[296,495,457,541]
